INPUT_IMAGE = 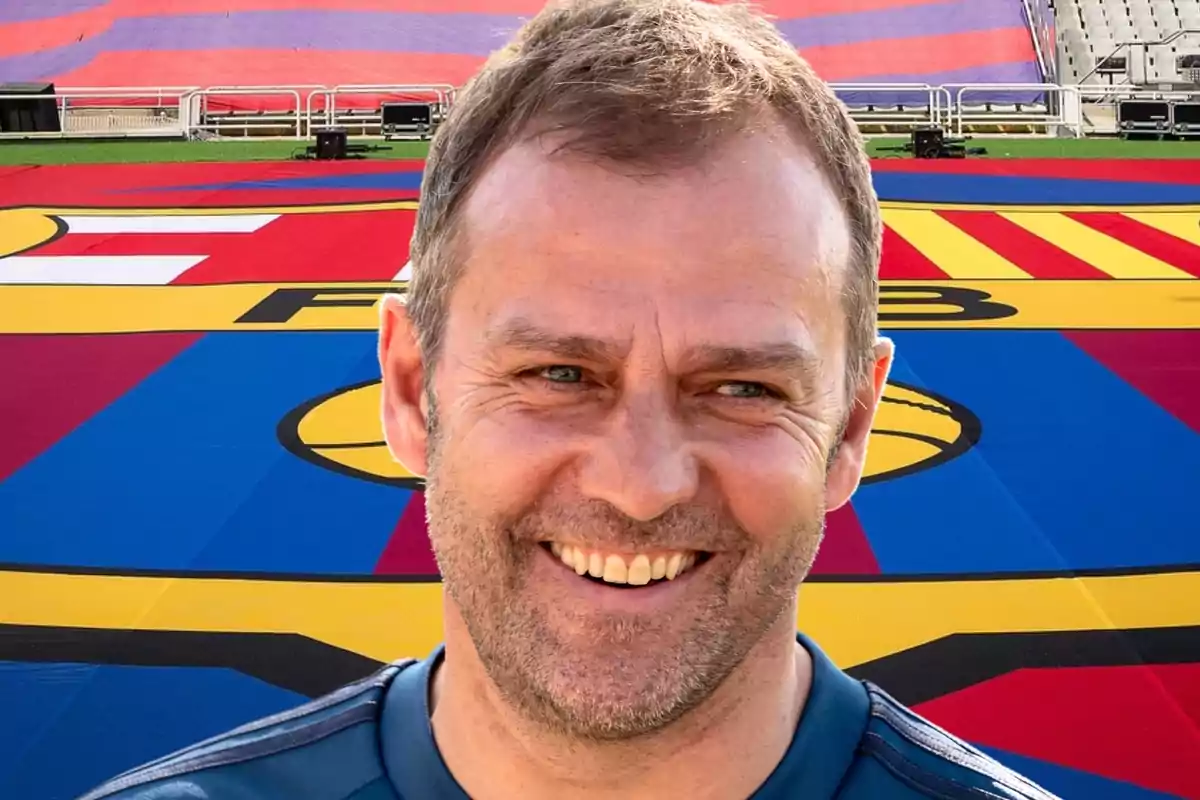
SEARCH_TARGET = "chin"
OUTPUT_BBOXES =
[483,615,729,740]
[526,668,705,741]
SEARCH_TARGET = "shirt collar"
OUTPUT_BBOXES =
[379,644,468,800]
[380,633,869,799]
[750,632,871,798]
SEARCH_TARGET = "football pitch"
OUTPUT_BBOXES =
[0,137,1197,800]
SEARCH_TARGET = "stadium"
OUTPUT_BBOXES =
[0,0,1198,798]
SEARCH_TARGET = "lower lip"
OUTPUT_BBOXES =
[534,545,706,613]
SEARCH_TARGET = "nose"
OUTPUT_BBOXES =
[576,390,700,522]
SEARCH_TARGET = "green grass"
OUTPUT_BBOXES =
[0,138,430,165]
[1,135,1197,166]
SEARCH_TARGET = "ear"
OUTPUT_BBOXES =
[378,293,430,478]
[825,337,895,512]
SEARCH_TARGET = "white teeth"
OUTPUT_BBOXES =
[548,545,700,586]
[651,556,667,580]
[603,555,628,583]
[627,554,651,586]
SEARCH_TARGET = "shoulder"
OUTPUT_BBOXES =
[851,683,1061,800]
[78,660,415,800]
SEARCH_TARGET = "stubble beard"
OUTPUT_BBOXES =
[421,404,827,742]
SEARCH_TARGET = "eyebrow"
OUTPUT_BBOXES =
[487,318,822,383]
[678,342,823,382]
[486,318,627,363]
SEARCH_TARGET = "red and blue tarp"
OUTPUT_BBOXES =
[0,0,1041,108]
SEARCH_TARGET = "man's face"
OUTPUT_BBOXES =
[381,127,889,740]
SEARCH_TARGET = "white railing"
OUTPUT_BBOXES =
[1,81,1192,141]
[305,84,456,135]
[953,83,1083,136]
[1072,83,1200,134]
[183,87,305,139]
[0,87,197,139]
[830,83,953,130]
[1076,83,1200,101]
[1080,29,1200,86]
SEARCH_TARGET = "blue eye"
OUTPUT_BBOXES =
[540,365,584,383]
[715,381,769,399]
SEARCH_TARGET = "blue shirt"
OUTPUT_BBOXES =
[80,634,1060,799]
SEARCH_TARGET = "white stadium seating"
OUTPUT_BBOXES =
[1058,0,1200,84]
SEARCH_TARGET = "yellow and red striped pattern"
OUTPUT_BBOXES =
[881,204,1200,280]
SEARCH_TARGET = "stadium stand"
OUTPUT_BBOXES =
[7,0,1198,140]
[1058,0,1200,85]
[0,0,1041,113]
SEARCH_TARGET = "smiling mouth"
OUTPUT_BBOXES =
[540,542,710,588]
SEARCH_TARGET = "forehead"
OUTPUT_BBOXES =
[449,128,852,349]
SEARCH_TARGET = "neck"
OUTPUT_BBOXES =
[429,605,811,800]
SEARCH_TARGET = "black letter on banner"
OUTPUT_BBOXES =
[879,285,1017,322]
[236,287,389,324]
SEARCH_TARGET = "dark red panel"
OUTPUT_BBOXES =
[23,211,416,283]
[914,664,1200,800]
[172,209,415,283]
[749,0,951,16]
[52,50,488,105]
[109,0,941,15]
[374,491,439,577]
[32,233,231,258]
[803,28,1034,82]
[0,5,113,59]
[937,210,1110,279]
[0,334,201,482]
[869,158,1200,184]
[811,503,880,575]
[1152,662,1200,731]
[0,160,424,207]
[1068,212,1200,278]
[1064,331,1200,433]
[113,0,556,14]
[880,225,947,279]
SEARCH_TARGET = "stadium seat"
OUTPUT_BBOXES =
[1061,0,1200,84]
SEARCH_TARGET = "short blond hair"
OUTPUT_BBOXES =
[407,0,880,395]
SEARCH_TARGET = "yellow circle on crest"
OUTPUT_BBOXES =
[282,380,977,486]
[280,380,422,487]
[0,210,63,258]
[863,383,978,483]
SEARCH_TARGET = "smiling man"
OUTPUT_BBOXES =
[82,1,1059,799]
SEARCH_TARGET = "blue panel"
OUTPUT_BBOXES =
[140,171,1200,205]
[778,0,1021,49]
[139,170,426,193]
[854,354,1064,575]
[983,747,1183,800]
[0,0,108,25]
[189,346,410,575]
[0,661,304,800]
[856,331,1200,574]
[871,173,1200,205]
[0,332,405,575]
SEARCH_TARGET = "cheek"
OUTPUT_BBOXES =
[701,436,826,542]
[437,410,580,517]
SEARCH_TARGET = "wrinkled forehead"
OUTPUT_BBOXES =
[447,129,852,357]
